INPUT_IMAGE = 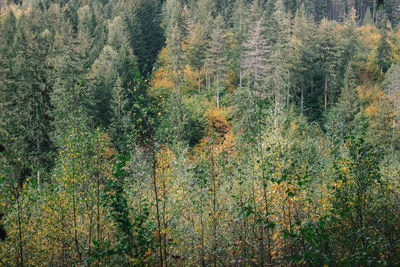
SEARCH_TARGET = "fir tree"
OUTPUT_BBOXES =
[206,15,228,108]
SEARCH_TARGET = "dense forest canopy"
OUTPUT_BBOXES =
[1,0,400,266]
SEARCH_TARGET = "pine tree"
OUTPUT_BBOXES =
[206,15,228,108]
[325,63,360,138]
[107,14,138,92]
[186,22,207,93]
[123,0,164,74]
[110,76,129,150]
[342,8,359,68]
[194,0,215,91]
[317,19,340,110]
[165,0,185,92]
[89,45,121,127]
[267,0,291,118]
[231,0,251,89]
[384,63,400,131]
[1,13,53,186]
[377,30,393,75]
[291,7,316,114]
[51,28,92,136]
[243,15,270,96]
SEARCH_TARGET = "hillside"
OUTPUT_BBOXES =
[1,0,400,266]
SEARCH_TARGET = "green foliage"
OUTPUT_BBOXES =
[2,0,400,266]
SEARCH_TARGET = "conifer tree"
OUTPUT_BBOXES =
[243,17,270,96]
[186,22,207,93]
[377,30,393,75]
[384,63,400,131]
[267,0,291,118]
[165,0,185,92]
[110,76,129,150]
[317,19,340,110]
[51,28,92,136]
[206,15,228,108]
[291,7,316,114]
[89,45,121,127]
[325,63,360,138]
[1,13,53,186]
[231,0,251,88]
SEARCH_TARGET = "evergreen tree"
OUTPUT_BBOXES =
[316,19,340,110]
[110,76,129,150]
[325,63,360,138]
[377,30,393,75]
[243,17,270,96]
[89,45,121,127]
[51,28,92,136]
[231,0,251,88]
[107,14,138,93]
[383,63,400,131]
[206,15,228,108]
[291,7,316,114]
[186,22,207,93]
[165,0,185,92]
[267,0,291,118]
[1,13,53,186]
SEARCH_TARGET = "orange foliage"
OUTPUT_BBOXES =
[149,48,174,97]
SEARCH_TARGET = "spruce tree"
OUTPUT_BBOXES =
[384,63,400,131]
[325,63,360,138]
[267,0,291,118]
[89,45,121,127]
[51,28,92,136]
[231,0,251,88]
[316,19,340,110]
[377,30,393,75]
[110,76,129,150]
[1,14,53,186]
[206,15,228,108]
[186,22,207,93]
[243,16,270,96]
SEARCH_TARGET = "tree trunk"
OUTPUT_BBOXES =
[216,73,220,109]
[152,149,164,267]
[198,67,201,94]
[311,76,314,95]
[239,46,243,88]
[36,135,40,189]
[16,194,24,267]
[324,73,328,110]
[287,70,290,109]
[301,87,304,114]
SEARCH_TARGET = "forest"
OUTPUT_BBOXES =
[1,0,400,266]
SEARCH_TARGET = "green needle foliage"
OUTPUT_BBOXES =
[1,0,400,266]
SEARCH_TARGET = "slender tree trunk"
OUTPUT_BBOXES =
[239,46,243,89]
[36,135,40,189]
[373,2,376,22]
[301,87,304,114]
[96,174,101,267]
[393,95,398,132]
[200,188,205,267]
[210,145,217,267]
[311,76,314,95]
[216,73,220,109]
[324,73,328,110]
[152,149,164,267]
[207,68,211,91]
[162,165,168,267]
[259,136,272,264]
[72,179,82,263]
[87,211,93,267]
[198,67,201,94]
[16,193,23,267]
